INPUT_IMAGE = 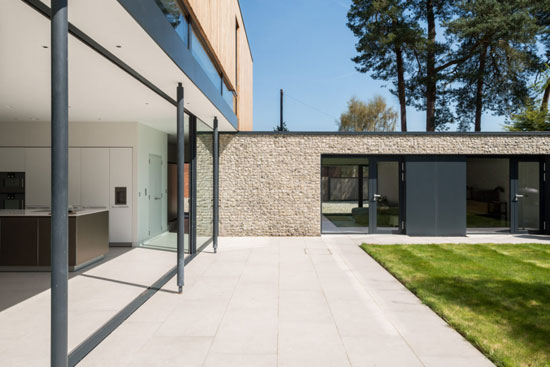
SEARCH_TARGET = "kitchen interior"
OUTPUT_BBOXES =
[0,146,133,271]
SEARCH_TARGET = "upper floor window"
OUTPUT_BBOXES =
[155,0,236,113]
[222,80,234,111]
[190,29,222,94]
[155,0,188,47]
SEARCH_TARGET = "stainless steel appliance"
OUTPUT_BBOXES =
[0,172,25,209]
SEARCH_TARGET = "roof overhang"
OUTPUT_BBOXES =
[0,0,238,133]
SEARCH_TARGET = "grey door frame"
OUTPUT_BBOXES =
[148,153,163,238]
[510,157,545,234]
[368,156,405,234]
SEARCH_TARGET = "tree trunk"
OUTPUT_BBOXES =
[426,0,436,131]
[541,80,550,112]
[475,44,488,132]
[395,44,407,132]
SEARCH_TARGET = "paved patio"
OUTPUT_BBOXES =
[78,235,506,367]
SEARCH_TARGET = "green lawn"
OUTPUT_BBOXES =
[360,243,550,367]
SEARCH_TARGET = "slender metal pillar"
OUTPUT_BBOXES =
[176,83,185,293]
[358,165,364,208]
[213,117,219,253]
[51,0,69,366]
[189,116,197,254]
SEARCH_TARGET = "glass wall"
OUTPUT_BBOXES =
[155,0,188,47]
[196,118,214,249]
[191,30,222,93]
[321,156,369,234]
[466,158,510,232]
[376,161,400,230]
[222,80,234,111]
[517,161,540,231]
[154,0,236,112]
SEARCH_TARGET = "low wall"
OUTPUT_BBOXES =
[218,132,550,236]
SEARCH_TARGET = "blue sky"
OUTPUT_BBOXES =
[239,0,506,132]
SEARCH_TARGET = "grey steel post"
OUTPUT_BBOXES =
[176,83,185,293]
[189,116,197,254]
[280,89,284,131]
[51,0,69,366]
[213,117,219,253]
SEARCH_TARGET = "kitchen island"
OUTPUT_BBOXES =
[0,209,109,271]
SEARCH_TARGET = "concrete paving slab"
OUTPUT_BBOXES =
[0,235,511,366]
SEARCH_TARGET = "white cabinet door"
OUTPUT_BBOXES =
[25,148,51,207]
[69,148,81,207]
[0,148,25,172]
[80,148,109,208]
[109,148,132,243]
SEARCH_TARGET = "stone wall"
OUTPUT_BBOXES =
[196,133,213,239]
[218,133,550,236]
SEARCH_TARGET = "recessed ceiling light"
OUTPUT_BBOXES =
[145,102,149,105]
[42,45,48,49]
[116,45,122,48]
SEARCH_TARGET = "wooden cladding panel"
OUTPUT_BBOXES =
[186,0,253,131]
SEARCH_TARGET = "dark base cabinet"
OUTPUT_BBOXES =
[0,211,109,270]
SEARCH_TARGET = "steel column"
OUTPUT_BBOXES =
[51,0,69,366]
[176,83,185,293]
[189,116,197,254]
[213,117,219,253]
[358,165,364,208]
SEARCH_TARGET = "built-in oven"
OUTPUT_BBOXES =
[0,172,26,209]
[0,172,25,193]
[0,193,25,209]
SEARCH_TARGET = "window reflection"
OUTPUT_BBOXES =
[466,158,509,232]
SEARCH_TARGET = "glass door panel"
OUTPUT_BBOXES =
[321,156,369,234]
[517,161,540,231]
[374,161,401,232]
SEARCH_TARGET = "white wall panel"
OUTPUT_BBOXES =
[80,148,109,208]
[69,148,81,207]
[25,148,51,207]
[109,147,132,243]
[0,148,25,172]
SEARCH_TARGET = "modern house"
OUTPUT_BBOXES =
[216,132,550,237]
[1,0,550,366]
[1,0,252,254]
[0,0,252,365]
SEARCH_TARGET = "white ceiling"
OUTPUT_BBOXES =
[0,0,236,134]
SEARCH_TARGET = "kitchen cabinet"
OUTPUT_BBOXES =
[80,148,109,208]
[109,147,132,243]
[0,148,25,172]
[25,148,51,207]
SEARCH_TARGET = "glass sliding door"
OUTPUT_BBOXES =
[195,118,214,250]
[512,160,541,233]
[321,156,369,234]
[374,161,401,232]
[466,158,510,233]
[369,158,403,234]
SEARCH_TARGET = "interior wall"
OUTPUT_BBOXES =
[0,121,139,243]
[0,121,169,244]
[137,123,168,243]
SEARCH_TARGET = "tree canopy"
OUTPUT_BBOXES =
[347,0,550,131]
[338,96,397,132]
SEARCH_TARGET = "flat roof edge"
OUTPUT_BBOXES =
[223,131,550,136]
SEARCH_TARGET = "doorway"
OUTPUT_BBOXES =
[511,159,542,233]
[148,154,163,238]
[368,158,404,234]
[321,156,404,234]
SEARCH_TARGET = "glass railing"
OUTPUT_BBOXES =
[155,0,188,47]
[222,80,234,111]
[154,0,236,113]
